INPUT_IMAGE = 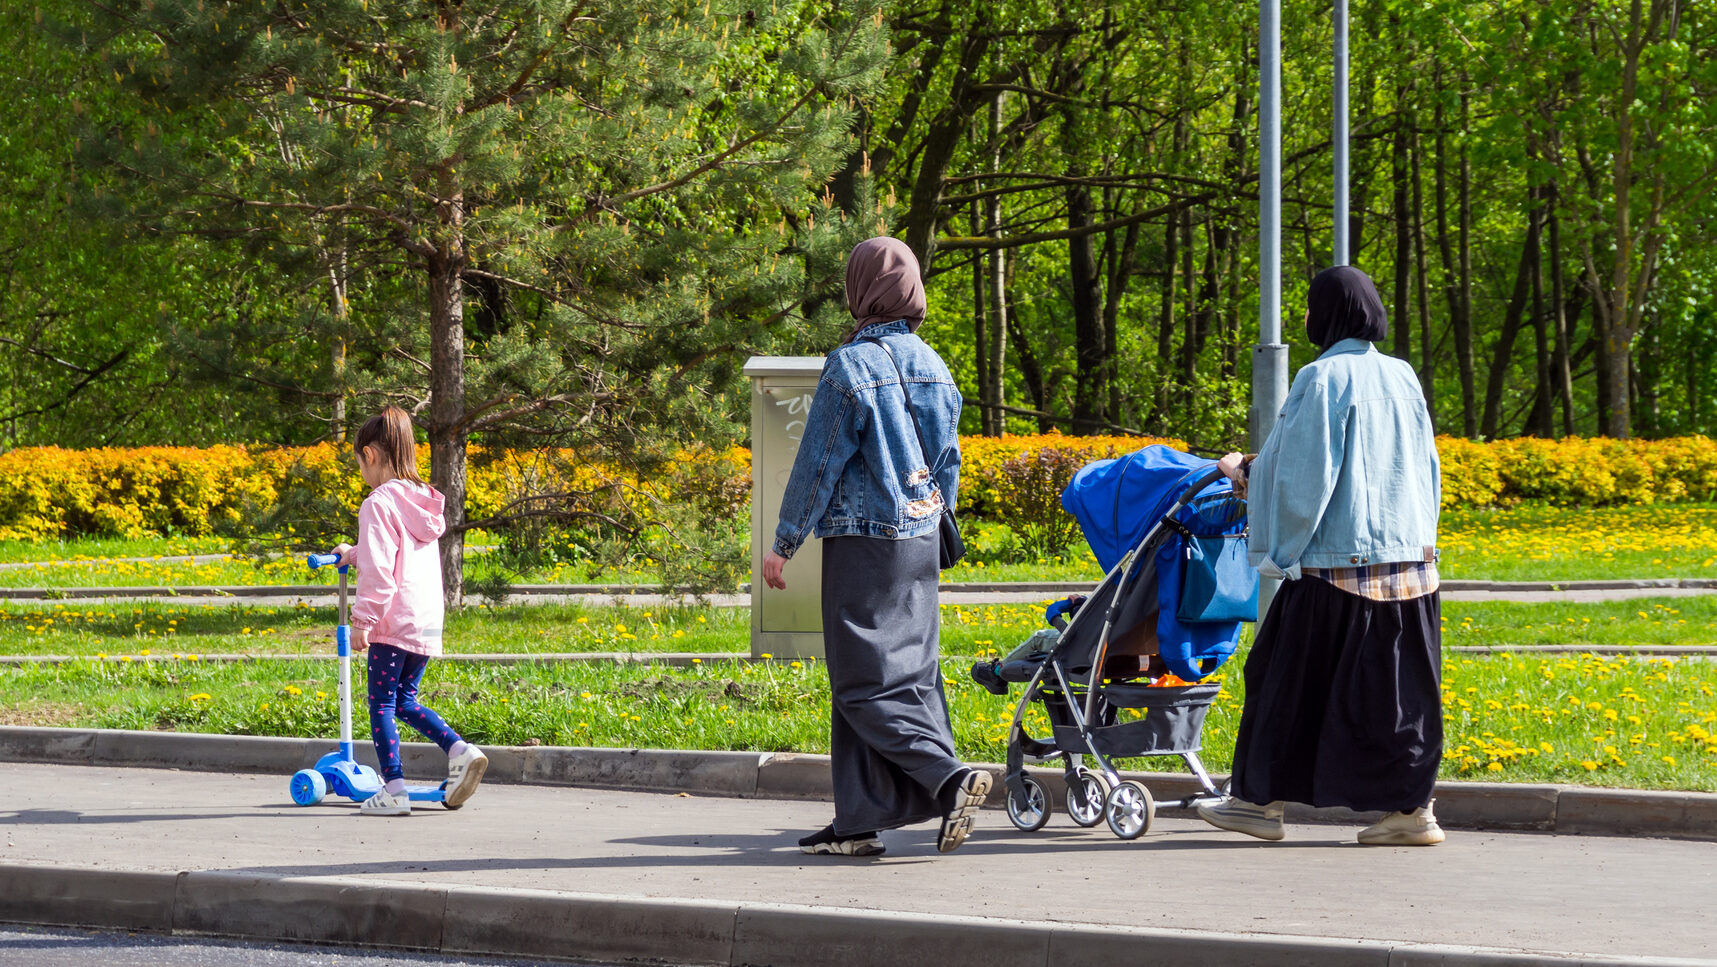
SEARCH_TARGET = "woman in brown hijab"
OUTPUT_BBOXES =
[762,237,991,856]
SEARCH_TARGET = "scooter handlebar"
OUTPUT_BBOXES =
[306,553,343,569]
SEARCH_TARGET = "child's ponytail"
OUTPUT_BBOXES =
[354,406,425,484]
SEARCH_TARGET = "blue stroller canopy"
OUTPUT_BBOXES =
[1060,445,1216,573]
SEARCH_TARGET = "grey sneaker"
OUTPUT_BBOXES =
[1358,801,1445,846]
[1197,797,1285,841]
[445,745,489,807]
[359,790,411,817]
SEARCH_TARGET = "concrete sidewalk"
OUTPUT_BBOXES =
[0,761,1712,966]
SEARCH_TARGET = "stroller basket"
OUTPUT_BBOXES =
[1044,683,1219,759]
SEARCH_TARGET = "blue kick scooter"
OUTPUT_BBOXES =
[288,553,459,809]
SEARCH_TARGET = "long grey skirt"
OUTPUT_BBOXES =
[821,533,964,836]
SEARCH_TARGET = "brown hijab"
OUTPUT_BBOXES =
[842,236,926,344]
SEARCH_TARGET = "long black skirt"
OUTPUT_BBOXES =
[1230,576,1442,813]
[820,533,963,837]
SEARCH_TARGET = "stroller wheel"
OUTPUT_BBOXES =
[1006,776,1051,832]
[1066,769,1111,828]
[1105,780,1155,840]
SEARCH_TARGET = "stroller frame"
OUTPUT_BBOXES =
[1001,466,1232,839]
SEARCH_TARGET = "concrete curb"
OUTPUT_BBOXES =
[1,863,1711,967]
[0,651,750,667]
[4,577,1716,600]
[0,726,1712,842]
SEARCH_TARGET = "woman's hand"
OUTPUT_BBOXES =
[762,550,789,590]
[1218,452,1254,497]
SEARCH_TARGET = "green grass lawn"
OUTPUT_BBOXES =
[0,535,230,564]
[1437,503,1717,582]
[2,648,1711,792]
[2,596,1714,659]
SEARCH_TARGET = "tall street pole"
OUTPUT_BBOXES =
[1254,0,1287,452]
[1333,0,1350,265]
[1254,0,1288,615]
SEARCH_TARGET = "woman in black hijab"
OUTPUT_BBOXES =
[1201,265,1447,846]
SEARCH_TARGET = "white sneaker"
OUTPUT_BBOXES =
[1196,797,1285,841]
[1358,801,1445,846]
[445,745,489,807]
[359,790,410,816]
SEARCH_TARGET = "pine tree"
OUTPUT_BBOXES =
[76,0,887,600]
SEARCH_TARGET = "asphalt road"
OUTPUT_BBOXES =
[0,925,589,967]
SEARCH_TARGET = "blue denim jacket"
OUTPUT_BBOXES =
[1248,338,1441,579]
[771,321,962,558]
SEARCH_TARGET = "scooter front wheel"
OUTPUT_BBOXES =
[289,769,327,806]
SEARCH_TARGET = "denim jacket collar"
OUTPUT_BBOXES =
[1318,337,1375,359]
[850,319,914,342]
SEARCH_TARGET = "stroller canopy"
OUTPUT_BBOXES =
[1061,445,1217,572]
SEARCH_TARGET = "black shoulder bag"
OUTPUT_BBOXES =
[864,336,966,569]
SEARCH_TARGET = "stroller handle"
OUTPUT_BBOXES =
[1165,466,1234,514]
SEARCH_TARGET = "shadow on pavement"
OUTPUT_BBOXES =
[0,807,320,825]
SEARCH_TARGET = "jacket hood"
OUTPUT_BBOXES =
[377,479,446,543]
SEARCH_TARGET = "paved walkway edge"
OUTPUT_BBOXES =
[2,863,1711,967]
[2,726,1713,842]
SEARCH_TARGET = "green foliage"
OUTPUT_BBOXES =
[62,0,888,595]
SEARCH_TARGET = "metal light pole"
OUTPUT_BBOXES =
[1253,0,1287,453]
[1333,0,1349,265]
[1253,0,1289,617]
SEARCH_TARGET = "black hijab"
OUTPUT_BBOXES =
[842,236,926,344]
[1305,265,1388,350]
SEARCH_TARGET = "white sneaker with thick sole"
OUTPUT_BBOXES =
[445,745,489,807]
[937,769,992,853]
[1358,801,1445,846]
[359,790,410,816]
[1197,797,1285,841]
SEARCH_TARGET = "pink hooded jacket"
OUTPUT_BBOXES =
[351,479,447,657]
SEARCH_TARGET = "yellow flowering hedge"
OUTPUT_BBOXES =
[4,434,1716,540]
[1440,435,1717,508]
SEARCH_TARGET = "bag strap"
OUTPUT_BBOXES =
[862,335,943,503]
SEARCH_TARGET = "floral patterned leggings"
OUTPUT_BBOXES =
[367,643,462,782]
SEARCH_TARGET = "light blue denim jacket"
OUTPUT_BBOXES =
[771,321,962,559]
[1248,338,1440,579]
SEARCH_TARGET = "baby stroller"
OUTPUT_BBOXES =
[969,446,1257,840]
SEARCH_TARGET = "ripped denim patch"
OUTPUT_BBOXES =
[905,490,945,519]
[904,467,932,487]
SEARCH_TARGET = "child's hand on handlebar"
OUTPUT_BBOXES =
[329,543,355,567]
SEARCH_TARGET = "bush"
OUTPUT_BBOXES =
[5,433,1717,542]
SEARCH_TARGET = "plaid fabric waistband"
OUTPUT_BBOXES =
[1302,561,1441,602]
